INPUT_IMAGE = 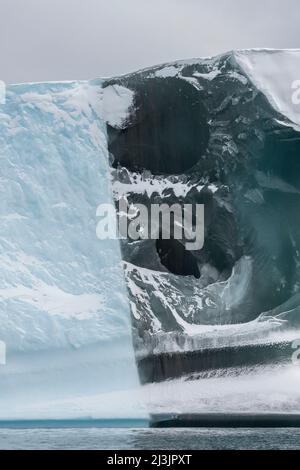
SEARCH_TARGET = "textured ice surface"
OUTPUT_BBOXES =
[107,49,300,407]
[108,49,300,342]
[0,80,138,418]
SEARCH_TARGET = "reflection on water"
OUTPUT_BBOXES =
[0,428,300,450]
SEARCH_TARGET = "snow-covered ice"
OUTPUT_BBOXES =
[103,84,134,129]
[235,49,300,127]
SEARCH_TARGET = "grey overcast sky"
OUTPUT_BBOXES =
[0,0,300,84]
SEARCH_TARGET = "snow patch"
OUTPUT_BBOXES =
[0,283,104,320]
[235,50,300,126]
[193,69,221,81]
[155,66,178,78]
[103,84,134,129]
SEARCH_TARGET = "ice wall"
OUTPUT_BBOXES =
[0,80,139,419]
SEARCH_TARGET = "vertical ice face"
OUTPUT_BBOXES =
[0,80,140,419]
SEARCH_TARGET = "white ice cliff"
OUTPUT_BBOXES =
[0,80,139,419]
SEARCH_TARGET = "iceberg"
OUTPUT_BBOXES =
[1,49,300,419]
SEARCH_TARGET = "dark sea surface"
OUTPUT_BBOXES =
[0,425,300,450]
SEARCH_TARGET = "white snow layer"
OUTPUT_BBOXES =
[235,49,300,127]
[0,80,139,418]
[103,84,134,129]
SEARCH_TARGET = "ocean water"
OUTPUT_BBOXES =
[0,427,300,450]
